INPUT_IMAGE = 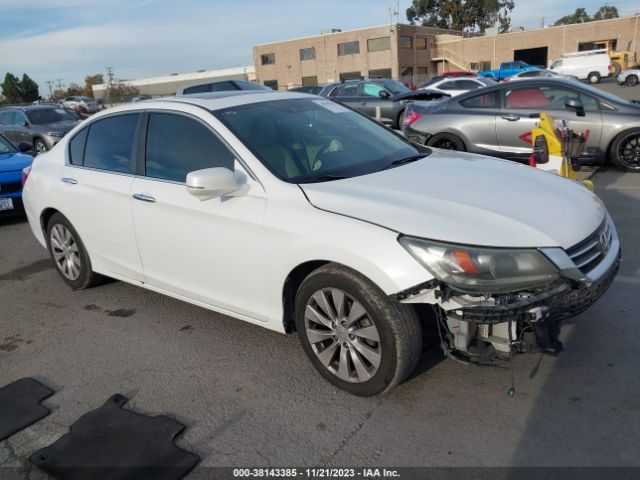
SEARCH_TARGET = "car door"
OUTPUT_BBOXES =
[496,84,603,161]
[59,113,145,281]
[11,111,32,145]
[360,82,393,123]
[130,110,269,321]
[451,89,501,155]
[330,82,364,114]
[0,111,18,144]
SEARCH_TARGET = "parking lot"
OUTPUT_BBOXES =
[1,163,639,477]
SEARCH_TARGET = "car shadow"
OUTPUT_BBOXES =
[505,167,640,469]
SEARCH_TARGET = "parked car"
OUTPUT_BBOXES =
[478,61,540,81]
[0,133,33,216]
[131,95,152,102]
[319,79,449,128]
[617,65,640,86]
[60,96,100,113]
[0,105,81,155]
[441,71,477,78]
[403,78,640,171]
[23,91,620,395]
[288,85,323,95]
[549,50,611,84]
[418,76,496,96]
[505,69,579,82]
[177,79,270,95]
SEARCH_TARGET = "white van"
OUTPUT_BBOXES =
[549,49,611,84]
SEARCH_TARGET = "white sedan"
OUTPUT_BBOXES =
[419,77,496,96]
[22,91,620,395]
[617,66,640,86]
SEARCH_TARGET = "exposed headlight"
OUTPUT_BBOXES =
[398,236,559,293]
[46,131,64,137]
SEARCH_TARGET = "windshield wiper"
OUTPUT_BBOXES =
[298,174,350,184]
[382,154,427,171]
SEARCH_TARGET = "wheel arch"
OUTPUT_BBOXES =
[40,207,61,237]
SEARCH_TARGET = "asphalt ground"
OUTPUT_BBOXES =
[1,164,639,480]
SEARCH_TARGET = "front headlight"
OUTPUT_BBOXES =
[399,236,559,293]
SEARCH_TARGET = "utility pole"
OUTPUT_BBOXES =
[46,80,54,100]
[105,67,115,105]
[56,79,63,90]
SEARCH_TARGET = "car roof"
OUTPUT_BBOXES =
[132,91,312,111]
[0,104,61,111]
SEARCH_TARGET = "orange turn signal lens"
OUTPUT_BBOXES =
[452,251,480,275]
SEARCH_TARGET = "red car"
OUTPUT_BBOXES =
[442,71,477,78]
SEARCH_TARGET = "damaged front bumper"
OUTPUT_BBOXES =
[395,217,621,360]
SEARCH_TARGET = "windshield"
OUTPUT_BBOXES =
[214,98,428,183]
[27,108,79,124]
[576,82,632,105]
[0,134,16,154]
[380,80,410,95]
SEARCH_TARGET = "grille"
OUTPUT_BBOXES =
[0,181,22,194]
[566,221,612,274]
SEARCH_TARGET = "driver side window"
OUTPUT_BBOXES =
[362,83,385,96]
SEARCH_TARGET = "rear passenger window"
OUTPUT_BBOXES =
[68,128,88,165]
[460,91,498,109]
[84,114,140,173]
[145,113,235,183]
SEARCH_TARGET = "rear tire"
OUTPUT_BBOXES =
[610,128,640,172]
[625,75,638,87]
[294,264,422,396]
[427,133,466,151]
[587,72,601,84]
[46,213,104,289]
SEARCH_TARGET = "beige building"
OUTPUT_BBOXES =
[252,24,468,89]
[253,16,640,89]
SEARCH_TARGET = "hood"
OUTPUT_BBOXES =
[0,152,33,172]
[301,151,604,249]
[32,120,79,134]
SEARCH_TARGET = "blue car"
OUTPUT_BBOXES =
[0,133,33,216]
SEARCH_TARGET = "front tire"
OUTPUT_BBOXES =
[33,138,48,156]
[610,129,640,172]
[294,264,422,396]
[625,75,638,87]
[587,71,601,84]
[46,213,103,289]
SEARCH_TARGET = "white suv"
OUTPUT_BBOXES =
[22,91,620,396]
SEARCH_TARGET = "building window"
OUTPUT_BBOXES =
[416,67,428,82]
[367,37,391,52]
[369,68,392,79]
[339,71,361,81]
[261,53,275,65]
[470,61,491,71]
[399,36,413,49]
[264,80,278,90]
[299,47,316,61]
[302,76,318,86]
[337,41,360,56]
[400,67,413,81]
[416,37,427,50]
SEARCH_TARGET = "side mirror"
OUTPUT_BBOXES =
[22,120,29,127]
[564,98,585,117]
[186,167,241,200]
[378,90,391,98]
[18,142,33,153]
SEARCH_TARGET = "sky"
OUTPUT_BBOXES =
[0,0,638,94]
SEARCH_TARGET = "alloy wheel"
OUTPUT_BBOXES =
[34,140,47,155]
[617,133,640,170]
[50,224,82,280]
[304,288,382,383]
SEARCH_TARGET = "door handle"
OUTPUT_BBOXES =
[132,193,156,203]
[360,102,368,106]
[61,177,78,185]
[502,114,521,121]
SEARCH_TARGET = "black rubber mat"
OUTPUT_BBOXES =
[30,394,200,480]
[0,377,54,441]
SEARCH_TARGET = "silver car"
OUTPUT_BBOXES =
[0,105,81,155]
[403,78,640,171]
[506,69,579,82]
[617,66,640,86]
[60,96,100,113]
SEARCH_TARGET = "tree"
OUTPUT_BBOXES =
[1,73,22,103]
[108,82,140,103]
[406,0,515,33]
[19,74,39,102]
[593,5,619,20]
[554,8,591,25]
[82,74,104,98]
